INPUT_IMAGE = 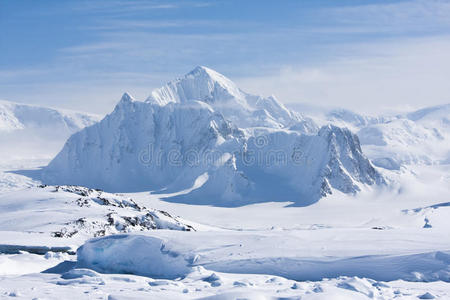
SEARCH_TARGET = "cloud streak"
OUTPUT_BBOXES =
[237,35,450,114]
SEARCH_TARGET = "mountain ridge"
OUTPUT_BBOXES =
[0,99,101,133]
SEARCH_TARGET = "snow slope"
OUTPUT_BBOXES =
[42,67,383,206]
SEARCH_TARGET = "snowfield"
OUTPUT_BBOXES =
[0,67,449,299]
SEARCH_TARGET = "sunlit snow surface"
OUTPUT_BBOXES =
[1,70,450,298]
[1,164,450,298]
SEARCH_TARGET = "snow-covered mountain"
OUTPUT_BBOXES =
[147,66,317,132]
[0,100,100,134]
[43,67,383,206]
[0,100,101,161]
[325,104,450,169]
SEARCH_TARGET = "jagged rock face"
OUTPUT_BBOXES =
[317,125,384,193]
[205,125,383,205]
[43,67,383,206]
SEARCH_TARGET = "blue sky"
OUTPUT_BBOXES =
[1,0,450,114]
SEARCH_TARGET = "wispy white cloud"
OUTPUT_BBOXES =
[70,1,179,13]
[68,0,214,16]
[325,0,450,34]
[80,18,255,32]
[236,35,450,114]
[328,0,450,23]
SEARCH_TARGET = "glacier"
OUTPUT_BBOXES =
[42,66,384,206]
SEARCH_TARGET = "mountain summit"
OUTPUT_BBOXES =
[147,66,245,106]
[42,67,383,206]
[147,66,316,130]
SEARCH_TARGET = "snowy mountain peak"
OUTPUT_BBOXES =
[186,65,242,97]
[116,93,136,112]
[145,67,317,130]
[119,92,134,103]
[188,65,234,86]
[146,66,245,108]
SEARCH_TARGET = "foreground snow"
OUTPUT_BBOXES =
[77,232,450,282]
[1,268,449,299]
[0,184,195,243]
[0,164,449,298]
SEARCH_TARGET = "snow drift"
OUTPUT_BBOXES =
[43,66,383,206]
[77,232,450,282]
[77,234,193,279]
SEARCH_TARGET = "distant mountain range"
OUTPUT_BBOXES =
[326,104,450,168]
[0,100,100,161]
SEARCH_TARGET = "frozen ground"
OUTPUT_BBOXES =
[0,161,449,299]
